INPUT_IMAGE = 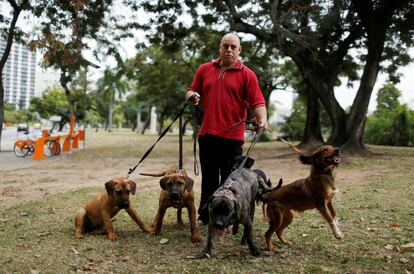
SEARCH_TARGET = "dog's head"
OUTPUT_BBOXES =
[105,177,137,209]
[208,189,238,236]
[299,145,341,172]
[159,173,194,206]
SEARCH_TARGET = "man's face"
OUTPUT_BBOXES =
[219,34,241,67]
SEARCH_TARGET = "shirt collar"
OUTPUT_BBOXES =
[212,58,243,70]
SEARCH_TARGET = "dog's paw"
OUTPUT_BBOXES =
[192,234,203,243]
[75,233,84,240]
[250,248,261,257]
[198,252,211,259]
[334,231,344,240]
[108,233,117,241]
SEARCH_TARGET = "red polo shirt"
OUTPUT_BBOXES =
[188,58,265,141]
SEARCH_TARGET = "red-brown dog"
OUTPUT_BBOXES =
[261,145,343,251]
[74,177,150,241]
[140,167,201,243]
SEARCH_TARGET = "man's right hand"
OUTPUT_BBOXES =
[186,91,200,106]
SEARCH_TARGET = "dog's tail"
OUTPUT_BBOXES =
[257,178,283,203]
[139,171,167,177]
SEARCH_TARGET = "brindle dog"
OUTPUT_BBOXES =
[200,157,271,258]
[261,145,343,251]
[140,168,202,243]
[74,177,150,241]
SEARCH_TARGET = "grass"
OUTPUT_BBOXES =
[0,130,413,273]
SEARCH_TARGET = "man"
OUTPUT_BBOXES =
[186,33,268,226]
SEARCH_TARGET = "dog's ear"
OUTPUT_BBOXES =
[299,154,312,165]
[185,176,194,192]
[159,176,168,190]
[105,180,116,195]
[128,180,137,195]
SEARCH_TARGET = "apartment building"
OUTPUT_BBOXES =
[0,37,37,109]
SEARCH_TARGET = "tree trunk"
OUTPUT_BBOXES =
[158,112,165,136]
[108,90,114,132]
[300,88,324,149]
[0,3,23,151]
[140,106,151,134]
[344,47,383,152]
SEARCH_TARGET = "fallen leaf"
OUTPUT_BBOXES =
[388,223,400,228]
[367,227,377,232]
[383,255,392,262]
[302,234,308,237]
[159,238,169,244]
[400,258,409,264]
[34,254,41,258]
[185,255,197,259]
[30,269,39,274]
[401,242,414,251]
[384,244,394,250]
[20,212,28,216]
[71,247,80,255]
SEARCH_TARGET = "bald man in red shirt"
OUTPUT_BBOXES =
[186,33,268,226]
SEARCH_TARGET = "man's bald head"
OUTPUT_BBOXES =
[219,33,242,68]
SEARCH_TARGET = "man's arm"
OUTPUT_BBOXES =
[253,105,268,129]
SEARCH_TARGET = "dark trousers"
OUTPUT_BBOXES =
[197,134,243,224]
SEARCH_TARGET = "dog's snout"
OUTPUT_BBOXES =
[213,220,225,229]
[171,192,181,201]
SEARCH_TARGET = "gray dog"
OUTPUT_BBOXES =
[200,157,272,258]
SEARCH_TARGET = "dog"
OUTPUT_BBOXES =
[260,145,343,251]
[200,156,272,258]
[74,177,150,241]
[140,168,202,243]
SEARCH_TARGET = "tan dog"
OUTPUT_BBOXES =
[261,145,343,251]
[140,168,202,243]
[74,177,150,241]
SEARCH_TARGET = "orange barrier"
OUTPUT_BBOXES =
[33,137,46,160]
[72,132,79,149]
[62,134,71,152]
[78,129,85,141]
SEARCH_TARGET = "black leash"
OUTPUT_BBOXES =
[192,106,199,175]
[126,103,189,178]
[237,126,264,171]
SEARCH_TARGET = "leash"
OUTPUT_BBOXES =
[126,103,189,178]
[192,106,200,175]
[227,119,303,155]
[237,127,264,171]
[178,114,183,174]
[266,128,303,154]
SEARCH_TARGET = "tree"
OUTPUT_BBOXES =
[365,83,412,146]
[28,1,114,118]
[96,68,128,131]
[137,0,414,153]
[29,85,89,131]
[0,0,31,150]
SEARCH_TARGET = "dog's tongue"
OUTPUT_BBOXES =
[215,228,225,237]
